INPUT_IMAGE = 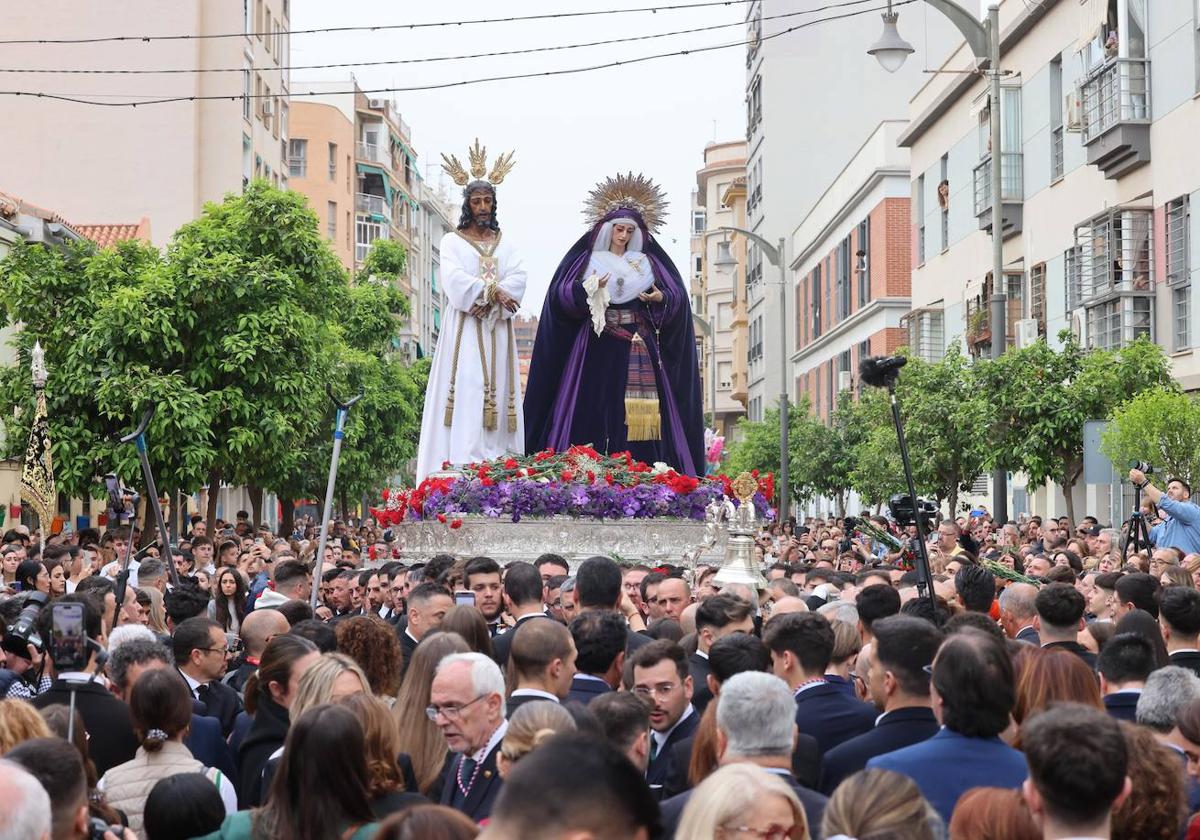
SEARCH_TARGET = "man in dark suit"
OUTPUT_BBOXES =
[174,615,243,737]
[1036,583,1098,670]
[505,618,575,717]
[567,610,627,705]
[998,582,1040,646]
[108,636,238,782]
[869,629,1027,824]
[1162,587,1200,678]
[658,672,826,839]
[397,582,453,682]
[820,615,942,794]
[631,640,699,791]
[432,651,507,821]
[31,593,137,776]
[764,611,877,754]
[491,562,553,668]
[1097,632,1154,722]
[690,593,755,714]
[573,556,651,656]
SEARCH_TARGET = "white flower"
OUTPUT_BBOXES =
[652,462,671,475]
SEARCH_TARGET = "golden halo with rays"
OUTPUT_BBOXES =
[583,172,669,233]
[440,138,516,187]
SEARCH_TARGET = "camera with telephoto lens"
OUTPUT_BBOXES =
[1131,460,1155,475]
[839,518,858,553]
[888,494,939,530]
[104,473,140,526]
[1,591,48,661]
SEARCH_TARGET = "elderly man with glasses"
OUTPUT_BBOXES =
[431,651,508,822]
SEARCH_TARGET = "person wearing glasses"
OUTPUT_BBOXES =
[630,640,698,792]
[430,652,508,821]
[173,616,244,738]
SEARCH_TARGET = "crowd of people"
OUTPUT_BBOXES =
[0,468,1198,840]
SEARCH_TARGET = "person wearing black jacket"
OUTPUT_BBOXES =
[174,617,244,737]
[236,634,319,807]
[491,562,553,668]
[1161,587,1200,679]
[31,593,138,776]
[1036,583,1098,670]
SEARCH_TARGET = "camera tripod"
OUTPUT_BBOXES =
[1123,482,1152,559]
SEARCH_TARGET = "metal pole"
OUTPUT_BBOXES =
[133,434,179,588]
[777,237,790,523]
[309,387,364,611]
[987,3,1009,524]
[710,329,717,434]
[888,385,936,615]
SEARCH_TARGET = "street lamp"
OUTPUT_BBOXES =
[867,0,1009,523]
[713,239,738,274]
[718,225,790,523]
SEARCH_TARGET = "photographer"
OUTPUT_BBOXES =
[1129,468,1200,556]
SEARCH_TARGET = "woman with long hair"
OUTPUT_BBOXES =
[201,705,379,840]
[1012,648,1103,744]
[676,763,809,839]
[142,587,169,635]
[1112,721,1187,840]
[209,567,248,635]
[289,653,370,722]
[99,669,235,835]
[15,558,48,594]
[42,557,68,597]
[336,615,404,699]
[393,632,471,797]
[685,700,721,791]
[439,605,495,660]
[338,693,427,818]
[237,634,321,808]
[824,768,941,840]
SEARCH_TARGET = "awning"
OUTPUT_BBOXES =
[356,163,393,206]
[1076,0,1107,52]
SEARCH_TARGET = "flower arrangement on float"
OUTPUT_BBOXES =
[370,445,775,526]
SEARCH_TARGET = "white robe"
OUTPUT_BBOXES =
[416,231,527,482]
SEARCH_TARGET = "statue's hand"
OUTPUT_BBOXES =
[596,273,611,289]
[469,303,490,319]
[639,285,664,304]
[494,289,520,313]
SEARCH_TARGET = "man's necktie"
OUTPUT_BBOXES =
[197,682,211,704]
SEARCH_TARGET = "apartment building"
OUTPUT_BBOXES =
[791,122,913,423]
[288,102,356,272]
[416,180,456,358]
[902,0,1200,519]
[0,1,291,247]
[692,141,750,438]
[743,0,955,420]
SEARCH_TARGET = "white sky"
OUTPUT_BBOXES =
[291,0,747,314]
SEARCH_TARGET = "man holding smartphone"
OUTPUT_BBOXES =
[32,593,138,775]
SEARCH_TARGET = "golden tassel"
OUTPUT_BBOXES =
[625,398,661,442]
[507,319,518,434]
[444,314,469,427]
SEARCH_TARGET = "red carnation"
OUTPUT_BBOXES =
[436,513,447,524]
[442,460,451,470]
[504,458,519,470]
[586,471,596,483]
[605,472,615,485]
[561,470,575,482]
[450,518,463,530]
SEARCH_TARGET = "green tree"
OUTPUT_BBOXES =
[1101,386,1200,489]
[980,333,1172,525]
[726,405,790,487]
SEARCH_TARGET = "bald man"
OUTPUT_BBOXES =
[225,608,289,695]
[767,596,809,619]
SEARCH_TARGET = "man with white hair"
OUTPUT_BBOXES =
[432,651,508,822]
[656,671,827,839]
[1137,666,1200,734]
[0,758,52,840]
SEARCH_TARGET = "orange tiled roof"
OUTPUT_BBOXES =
[74,217,152,247]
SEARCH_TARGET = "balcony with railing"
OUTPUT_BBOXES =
[900,305,945,363]
[1079,57,1151,178]
[356,141,391,167]
[1074,206,1154,303]
[972,153,1023,238]
[355,192,388,217]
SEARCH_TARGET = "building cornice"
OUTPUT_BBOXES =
[897,0,1060,149]
[790,165,909,270]
[790,297,912,366]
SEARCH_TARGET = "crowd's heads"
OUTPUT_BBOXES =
[143,773,227,840]
[499,700,577,774]
[511,618,577,699]
[1097,632,1156,689]
[763,611,834,677]
[870,615,942,710]
[1136,666,1200,733]
[4,736,88,840]
[431,652,507,753]
[482,733,660,840]
[590,691,652,772]
[931,629,1014,738]
[716,672,795,759]
[675,763,807,840]
[575,556,624,610]
[629,640,692,734]
[1022,704,1129,835]
[708,632,771,685]
[953,564,996,613]
[0,758,52,840]
[1115,572,1161,618]
[824,768,940,840]
[570,610,627,679]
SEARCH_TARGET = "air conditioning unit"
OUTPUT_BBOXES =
[368,98,387,110]
[1014,318,1039,348]
[837,370,853,392]
[1065,91,1082,132]
[261,99,274,117]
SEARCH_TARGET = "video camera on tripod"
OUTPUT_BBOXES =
[1124,460,1154,558]
[888,494,940,532]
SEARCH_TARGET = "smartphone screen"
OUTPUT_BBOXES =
[454,591,476,606]
[50,602,88,672]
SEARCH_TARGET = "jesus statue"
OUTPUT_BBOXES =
[416,140,526,482]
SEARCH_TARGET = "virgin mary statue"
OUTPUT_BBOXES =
[524,173,705,475]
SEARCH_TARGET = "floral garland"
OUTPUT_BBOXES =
[370,445,775,525]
